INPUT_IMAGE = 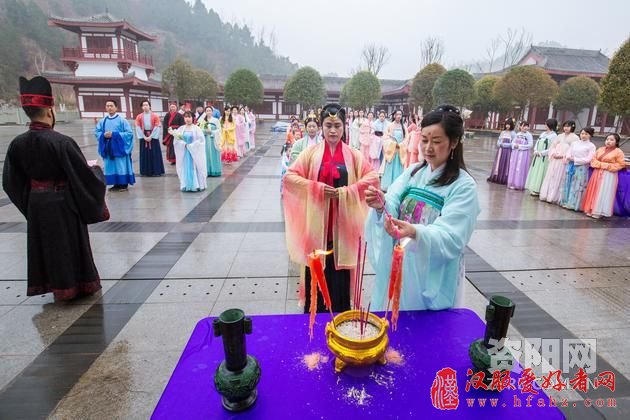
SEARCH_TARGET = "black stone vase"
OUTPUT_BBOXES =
[213,308,261,412]
[468,295,516,383]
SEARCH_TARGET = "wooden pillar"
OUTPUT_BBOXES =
[600,113,608,134]
[73,86,81,118]
[529,106,537,127]
[590,105,598,127]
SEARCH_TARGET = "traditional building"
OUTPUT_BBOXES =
[44,13,166,119]
[470,46,614,133]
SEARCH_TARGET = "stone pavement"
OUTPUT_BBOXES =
[0,121,628,419]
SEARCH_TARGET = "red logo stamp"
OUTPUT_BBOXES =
[431,367,460,410]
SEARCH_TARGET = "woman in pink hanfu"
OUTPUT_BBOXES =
[359,111,374,162]
[283,104,379,313]
[247,107,256,150]
[539,120,580,203]
[405,114,422,167]
[233,105,247,157]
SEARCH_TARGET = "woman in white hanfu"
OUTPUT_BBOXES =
[170,111,207,192]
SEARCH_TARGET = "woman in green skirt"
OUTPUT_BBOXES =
[525,118,557,196]
[197,106,223,177]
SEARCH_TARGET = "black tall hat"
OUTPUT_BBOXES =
[19,76,54,108]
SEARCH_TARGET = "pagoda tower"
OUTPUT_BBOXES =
[45,13,166,119]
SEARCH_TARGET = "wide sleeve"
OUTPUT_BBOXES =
[413,177,480,263]
[289,139,304,164]
[2,143,29,216]
[574,143,595,165]
[336,150,379,267]
[603,149,627,172]
[590,148,604,169]
[162,115,169,139]
[120,119,134,154]
[212,122,222,149]
[173,127,187,167]
[134,117,144,140]
[381,125,397,162]
[564,144,574,163]
[522,133,533,150]
[188,127,207,174]
[95,119,107,159]
[62,140,108,224]
[282,148,327,266]
[150,115,161,139]
[541,133,555,156]
[365,166,416,309]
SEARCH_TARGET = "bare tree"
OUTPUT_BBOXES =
[34,51,47,75]
[420,37,445,67]
[485,37,501,72]
[500,27,533,69]
[257,26,266,47]
[361,44,390,76]
[267,28,277,53]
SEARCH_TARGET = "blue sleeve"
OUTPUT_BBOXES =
[365,165,416,310]
[411,176,479,308]
[120,119,134,155]
[107,132,128,158]
[95,119,104,140]
[95,119,107,159]
[413,177,479,262]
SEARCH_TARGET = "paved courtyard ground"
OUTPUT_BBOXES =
[0,121,628,419]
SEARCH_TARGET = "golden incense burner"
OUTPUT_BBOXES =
[325,310,389,373]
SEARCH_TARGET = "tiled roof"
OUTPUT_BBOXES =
[255,74,408,94]
[525,46,609,75]
[50,13,122,24]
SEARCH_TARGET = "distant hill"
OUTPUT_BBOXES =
[0,0,297,101]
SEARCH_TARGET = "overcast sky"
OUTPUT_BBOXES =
[202,0,630,80]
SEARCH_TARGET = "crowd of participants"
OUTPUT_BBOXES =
[281,108,425,193]
[488,118,627,219]
[94,99,257,193]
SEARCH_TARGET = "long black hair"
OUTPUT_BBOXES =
[221,106,233,124]
[411,104,468,186]
[391,109,406,138]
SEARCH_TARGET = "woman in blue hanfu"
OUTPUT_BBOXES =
[197,106,223,177]
[380,109,407,191]
[169,111,207,192]
[365,105,480,310]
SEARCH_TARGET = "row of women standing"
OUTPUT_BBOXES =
[488,118,626,218]
[136,100,255,192]
[346,110,424,191]
[283,103,479,313]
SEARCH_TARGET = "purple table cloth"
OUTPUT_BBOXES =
[614,169,630,217]
[152,309,564,419]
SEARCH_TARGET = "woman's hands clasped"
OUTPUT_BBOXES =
[323,184,339,199]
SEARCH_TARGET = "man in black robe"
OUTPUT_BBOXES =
[2,76,108,301]
[162,102,184,165]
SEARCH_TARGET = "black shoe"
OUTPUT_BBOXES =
[108,186,119,192]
